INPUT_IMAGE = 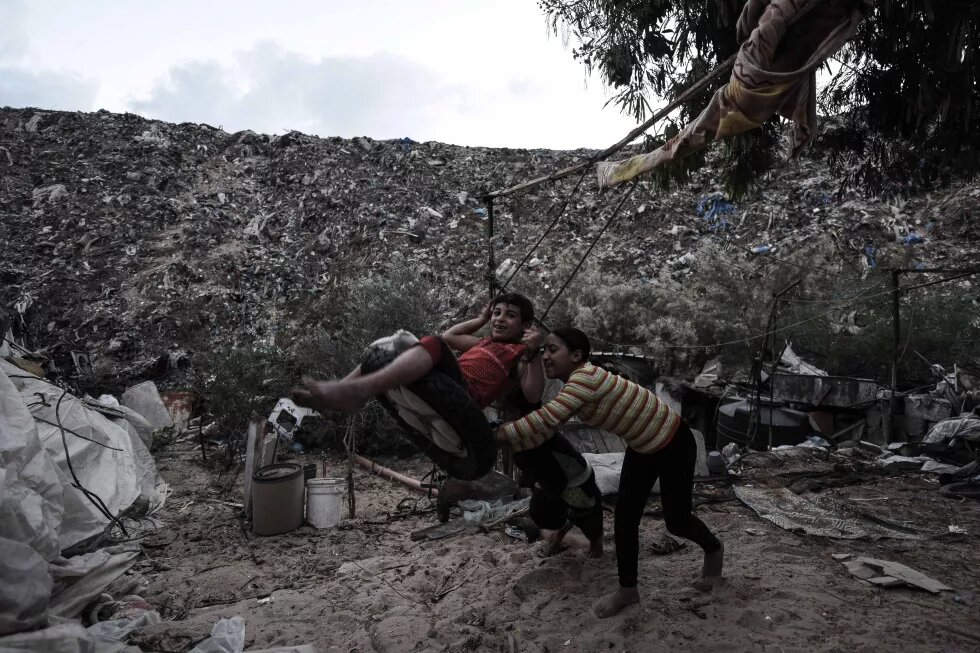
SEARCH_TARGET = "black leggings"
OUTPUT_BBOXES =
[615,422,720,588]
[515,435,604,542]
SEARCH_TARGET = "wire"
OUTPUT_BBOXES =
[34,415,125,451]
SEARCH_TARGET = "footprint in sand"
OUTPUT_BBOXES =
[512,567,565,602]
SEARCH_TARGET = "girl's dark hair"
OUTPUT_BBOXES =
[551,327,591,361]
[492,292,535,323]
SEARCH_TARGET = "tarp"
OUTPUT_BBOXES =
[597,0,871,188]
[0,361,165,634]
[1,360,162,550]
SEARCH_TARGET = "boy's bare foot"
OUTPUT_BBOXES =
[538,522,573,557]
[593,587,639,618]
[588,538,604,558]
[291,378,369,413]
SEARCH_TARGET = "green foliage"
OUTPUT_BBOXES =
[540,0,980,196]
[194,268,445,461]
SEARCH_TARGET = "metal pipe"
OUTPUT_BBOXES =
[485,197,496,299]
[353,454,438,496]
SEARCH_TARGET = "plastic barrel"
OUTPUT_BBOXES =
[252,463,304,536]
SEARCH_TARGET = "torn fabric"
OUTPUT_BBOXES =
[597,0,870,188]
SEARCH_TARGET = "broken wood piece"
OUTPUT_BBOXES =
[828,420,865,441]
[410,519,468,542]
[841,556,953,593]
[243,415,265,512]
[204,499,245,509]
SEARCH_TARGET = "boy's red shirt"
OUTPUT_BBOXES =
[457,337,526,408]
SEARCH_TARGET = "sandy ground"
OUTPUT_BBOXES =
[127,442,980,653]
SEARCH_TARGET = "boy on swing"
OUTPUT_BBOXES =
[292,292,545,415]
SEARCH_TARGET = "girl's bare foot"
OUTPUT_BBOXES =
[703,542,724,578]
[593,587,639,618]
[693,542,725,591]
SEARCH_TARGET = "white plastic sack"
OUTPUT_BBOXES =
[583,428,708,496]
[189,616,245,653]
[582,453,624,496]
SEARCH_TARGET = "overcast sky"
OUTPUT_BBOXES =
[0,0,641,148]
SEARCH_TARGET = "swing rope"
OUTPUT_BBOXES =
[540,180,639,322]
[498,167,592,292]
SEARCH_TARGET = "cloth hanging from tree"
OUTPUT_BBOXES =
[596,0,871,188]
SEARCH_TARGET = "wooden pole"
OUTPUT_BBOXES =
[344,418,356,518]
[887,269,901,444]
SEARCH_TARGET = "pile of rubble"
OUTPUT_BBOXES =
[1,107,978,386]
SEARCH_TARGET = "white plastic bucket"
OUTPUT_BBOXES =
[306,478,346,529]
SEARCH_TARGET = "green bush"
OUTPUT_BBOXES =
[506,236,978,386]
[194,267,448,462]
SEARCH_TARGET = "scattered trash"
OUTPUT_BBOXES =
[903,232,924,246]
[750,244,772,254]
[504,525,528,542]
[948,525,967,534]
[706,451,728,475]
[862,243,878,268]
[836,555,952,593]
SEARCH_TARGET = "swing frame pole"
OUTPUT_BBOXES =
[485,196,496,299]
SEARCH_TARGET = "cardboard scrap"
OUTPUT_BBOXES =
[836,554,953,593]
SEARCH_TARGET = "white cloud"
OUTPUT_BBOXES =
[130,44,471,140]
[0,67,97,111]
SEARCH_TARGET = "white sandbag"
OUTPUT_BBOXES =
[0,538,52,636]
[120,381,173,431]
[2,361,141,549]
[0,363,64,560]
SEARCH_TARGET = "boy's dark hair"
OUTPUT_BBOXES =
[492,292,535,324]
[551,327,591,362]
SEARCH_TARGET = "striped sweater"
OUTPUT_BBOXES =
[501,363,680,454]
